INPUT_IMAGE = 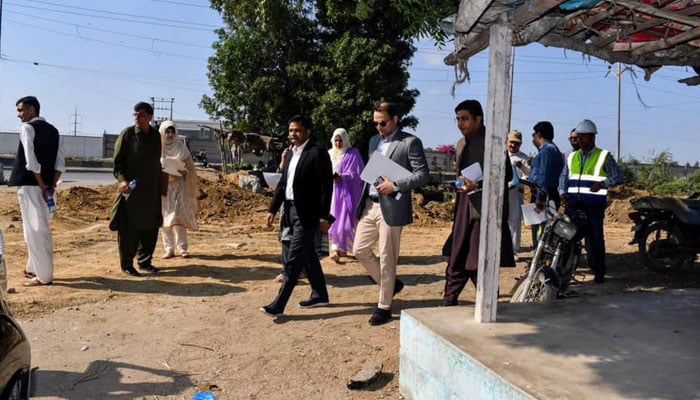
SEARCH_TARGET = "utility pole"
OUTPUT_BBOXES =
[616,62,621,162]
[0,0,4,84]
[150,97,175,124]
[70,106,82,136]
[609,62,633,162]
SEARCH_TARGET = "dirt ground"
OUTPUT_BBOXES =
[2,171,699,400]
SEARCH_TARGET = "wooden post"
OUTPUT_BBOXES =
[475,18,513,323]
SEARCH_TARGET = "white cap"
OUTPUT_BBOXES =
[575,119,597,134]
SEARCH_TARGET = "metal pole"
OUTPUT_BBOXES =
[0,0,4,81]
[616,62,621,161]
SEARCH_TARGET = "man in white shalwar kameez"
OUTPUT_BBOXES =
[8,96,65,286]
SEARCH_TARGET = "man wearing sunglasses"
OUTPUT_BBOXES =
[568,128,580,152]
[353,102,429,326]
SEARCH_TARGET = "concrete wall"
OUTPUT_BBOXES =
[400,311,535,400]
[1,132,103,159]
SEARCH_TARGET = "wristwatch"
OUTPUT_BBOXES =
[392,182,399,193]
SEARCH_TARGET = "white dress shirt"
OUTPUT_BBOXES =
[284,139,310,201]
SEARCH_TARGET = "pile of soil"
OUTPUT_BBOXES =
[49,170,450,235]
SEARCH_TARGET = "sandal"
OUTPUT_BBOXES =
[330,252,341,263]
[24,271,36,279]
[22,278,53,287]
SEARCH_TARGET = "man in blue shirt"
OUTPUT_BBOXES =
[530,121,564,210]
[529,121,564,243]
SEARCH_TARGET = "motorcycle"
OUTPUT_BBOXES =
[510,181,585,303]
[628,193,700,272]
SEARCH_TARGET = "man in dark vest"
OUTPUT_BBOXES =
[112,102,163,277]
[9,96,65,287]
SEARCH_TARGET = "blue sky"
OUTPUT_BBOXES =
[1,0,698,163]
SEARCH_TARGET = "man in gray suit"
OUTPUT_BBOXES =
[353,102,430,326]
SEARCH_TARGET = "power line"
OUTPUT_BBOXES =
[3,18,209,60]
[0,55,208,86]
[5,9,212,48]
[4,1,215,31]
[149,0,211,8]
[10,0,218,28]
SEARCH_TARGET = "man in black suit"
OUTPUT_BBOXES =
[261,115,334,317]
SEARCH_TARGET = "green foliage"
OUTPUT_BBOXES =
[391,0,460,46]
[632,151,674,191]
[620,151,700,196]
[202,0,444,152]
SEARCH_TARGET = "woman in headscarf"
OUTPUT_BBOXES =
[328,128,364,263]
[159,121,198,258]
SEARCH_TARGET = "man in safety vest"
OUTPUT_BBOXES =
[559,119,622,283]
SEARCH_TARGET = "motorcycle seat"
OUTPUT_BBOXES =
[663,197,700,225]
[687,199,700,210]
[635,197,700,225]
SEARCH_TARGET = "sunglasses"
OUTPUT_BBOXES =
[373,121,388,127]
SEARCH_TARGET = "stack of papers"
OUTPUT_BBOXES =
[162,158,186,176]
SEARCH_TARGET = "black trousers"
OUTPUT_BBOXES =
[268,203,328,311]
[570,204,606,278]
[118,225,159,270]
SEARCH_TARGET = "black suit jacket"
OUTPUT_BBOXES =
[268,139,334,230]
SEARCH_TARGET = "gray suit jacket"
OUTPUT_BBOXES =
[356,130,430,226]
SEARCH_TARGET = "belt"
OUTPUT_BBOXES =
[369,196,379,203]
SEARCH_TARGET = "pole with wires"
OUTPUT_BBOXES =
[616,62,622,162]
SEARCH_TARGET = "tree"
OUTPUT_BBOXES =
[201,0,433,153]
[201,1,319,137]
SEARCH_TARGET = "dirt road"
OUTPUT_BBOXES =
[2,172,698,399]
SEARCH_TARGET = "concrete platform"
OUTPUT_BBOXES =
[400,289,700,400]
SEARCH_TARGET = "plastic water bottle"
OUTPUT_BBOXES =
[455,179,465,190]
[193,391,217,400]
[124,179,138,200]
[46,194,56,214]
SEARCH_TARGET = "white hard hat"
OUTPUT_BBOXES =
[575,119,597,134]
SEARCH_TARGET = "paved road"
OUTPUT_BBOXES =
[2,167,114,187]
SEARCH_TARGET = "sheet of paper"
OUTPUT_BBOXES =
[162,158,185,176]
[521,201,557,226]
[263,172,282,190]
[360,151,413,184]
[460,162,482,181]
[359,152,413,201]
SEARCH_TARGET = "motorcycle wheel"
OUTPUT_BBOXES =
[639,222,693,272]
[511,269,556,303]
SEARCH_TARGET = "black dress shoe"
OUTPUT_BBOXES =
[260,305,284,318]
[393,279,404,296]
[440,299,458,307]
[593,275,605,284]
[121,267,141,277]
[368,308,392,326]
[139,265,158,274]
[298,298,330,309]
